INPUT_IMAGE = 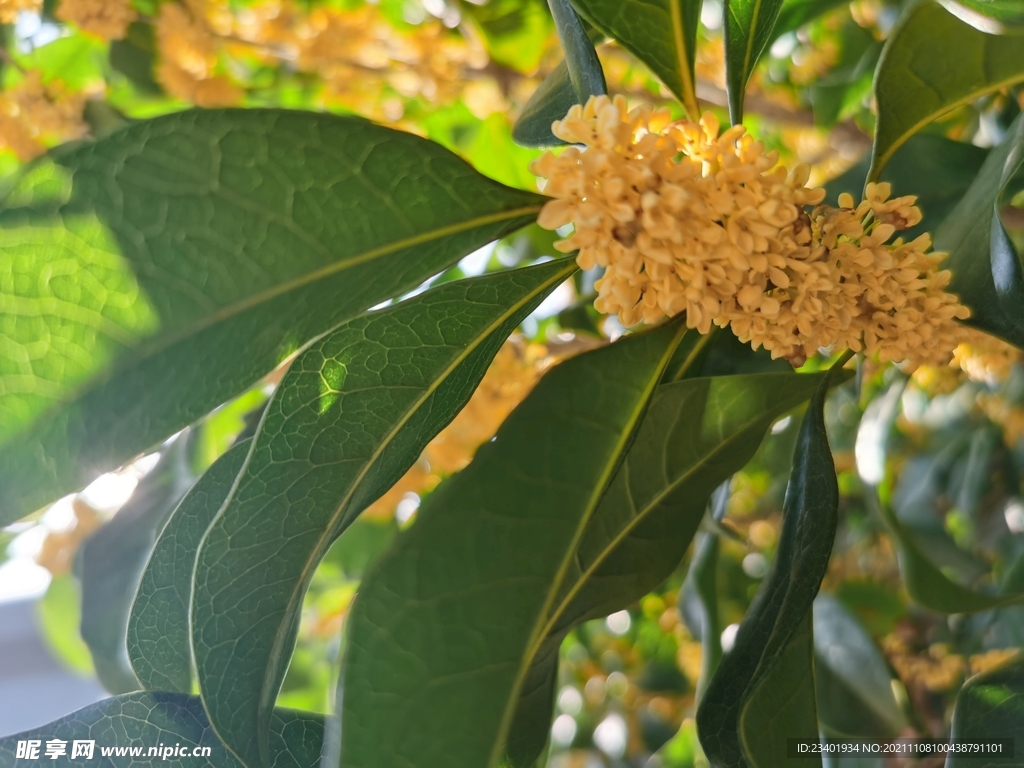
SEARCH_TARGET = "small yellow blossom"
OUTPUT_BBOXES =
[36,498,102,576]
[57,0,137,40]
[0,0,40,24]
[980,394,1024,447]
[951,328,1021,383]
[156,2,243,107]
[531,96,971,367]
[0,71,88,160]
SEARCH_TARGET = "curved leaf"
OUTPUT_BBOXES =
[773,0,851,41]
[508,370,836,767]
[339,318,688,768]
[549,0,607,102]
[723,0,785,123]
[0,693,322,768]
[947,653,1024,768]
[512,61,578,148]
[937,113,1024,350]
[570,0,703,117]
[941,0,1024,32]
[127,439,251,694]
[698,372,840,768]
[813,595,907,739]
[78,434,196,694]
[0,108,544,525]
[192,260,576,768]
[869,1,1024,180]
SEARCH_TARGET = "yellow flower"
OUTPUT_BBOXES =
[951,328,1020,383]
[57,0,136,40]
[531,97,971,367]
[0,70,88,160]
[0,0,40,24]
[156,2,243,106]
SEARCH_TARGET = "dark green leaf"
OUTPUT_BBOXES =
[947,653,1024,768]
[813,595,906,739]
[936,113,1024,350]
[698,372,840,768]
[339,318,688,768]
[193,260,576,768]
[549,0,607,102]
[513,61,578,148]
[0,693,322,768]
[127,439,251,694]
[0,109,544,525]
[570,0,703,117]
[868,1,1024,180]
[739,613,818,767]
[109,22,160,95]
[825,134,988,241]
[78,434,196,694]
[509,370,834,767]
[723,0,785,123]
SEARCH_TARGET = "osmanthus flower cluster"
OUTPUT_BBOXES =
[531,95,971,367]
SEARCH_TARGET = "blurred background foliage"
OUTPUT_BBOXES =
[2,0,1024,764]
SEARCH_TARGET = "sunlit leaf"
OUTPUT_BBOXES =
[947,652,1024,768]
[723,0,785,123]
[192,260,576,768]
[339,319,688,768]
[0,109,544,525]
[869,1,1024,180]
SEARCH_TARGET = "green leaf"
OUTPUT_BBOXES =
[876,495,1024,614]
[813,595,907,739]
[772,0,851,41]
[825,134,988,241]
[192,260,576,768]
[868,1,1024,180]
[936,113,1024,350]
[513,61,578,148]
[0,108,544,525]
[549,0,607,103]
[513,2,607,148]
[127,439,251,695]
[739,613,818,768]
[723,0,785,123]
[507,370,832,767]
[339,318,688,768]
[942,0,1024,30]
[0,693,323,768]
[947,652,1024,768]
[698,372,840,768]
[570,0,703,117]
[38,573,95,677]
[78,434,196,694]
[109,22,160,96]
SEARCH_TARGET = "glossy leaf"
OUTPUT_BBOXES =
[509,371,833,767]
[936,113,1024,350]
[942,0,1024,30]
[723,0,785,123]
[549,0,607,103]
[127,439,251,694]
[339,319,688,768]
[192,260,576,768]
[570,0,703,117]
[698,372,840,768]
[78,434,196,694]
[869,1,1024,180]
[739,613,818,767]
[0,693,322,768]
[512,61,578,148]
[947,653,1024,768]
[0,109,544,525]
[825,134,988,241]
[813,595,906,739]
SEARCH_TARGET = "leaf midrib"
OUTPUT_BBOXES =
[669,0,700,118]
[196,259,577,766]
[490,321,687,767]
[2,204,543,449]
